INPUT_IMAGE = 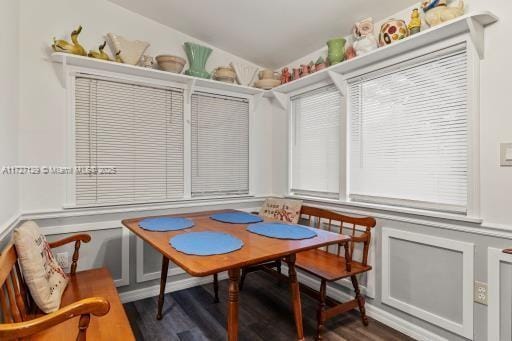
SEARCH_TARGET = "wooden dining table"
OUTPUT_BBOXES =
[122,209,350,341]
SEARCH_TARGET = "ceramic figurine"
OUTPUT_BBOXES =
[300,64,310,77]
[140,55,155,68]
[309,61,316,73]
[422,0,464,27]
[280,67,291,84]
[115,50,123,63]
[345,45,357,60]
[88,41,110,61]
[379,19,410,46]
[52,25,87,56]
[107,33,149,65]
[326,37,346,65]
[408,8,422,35]
[315,56,326,71]
[352,17,378,56]
[184,42,213,79]
[292,68,301,80]
[230,61,258,86]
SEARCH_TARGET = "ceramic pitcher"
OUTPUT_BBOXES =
[327,37,346,65]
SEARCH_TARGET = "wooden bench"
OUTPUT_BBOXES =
[0,233,135,341]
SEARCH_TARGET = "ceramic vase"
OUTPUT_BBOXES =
[184,42,212,79]
[327,37,346,65]
[378,19,410,46]
[107,33,150,65]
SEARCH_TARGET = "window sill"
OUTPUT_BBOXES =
[22,195,264,220]
[286,194,483,225]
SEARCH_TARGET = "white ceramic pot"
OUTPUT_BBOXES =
[156,55,186,73]
[107,33,150,65]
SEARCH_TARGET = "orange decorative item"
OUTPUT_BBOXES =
[280,67,291,84]
[379,19,410,46]
[292,68,301,80]
[345,45,357,60]
[300,64,310,77]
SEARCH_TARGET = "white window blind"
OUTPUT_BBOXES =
[191,92,249,197]
[75,76,184,205]
[291,85,343,199]
[349,45,469,213]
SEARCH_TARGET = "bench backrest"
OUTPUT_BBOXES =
[299,206,376,265]
[0,244,31,324]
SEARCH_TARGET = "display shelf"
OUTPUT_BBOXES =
[265,11,497,97]
[51,52,265,96]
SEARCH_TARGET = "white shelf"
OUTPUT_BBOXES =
[51,53,265,96]
[266,11,497,97]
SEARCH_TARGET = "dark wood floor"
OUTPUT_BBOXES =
[124,271,414,341]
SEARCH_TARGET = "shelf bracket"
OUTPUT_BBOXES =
[185,78,197,104]
[251,92,265,112]
[328,71,347,96]
[271,90,289,110]
[55,54,69,89]
[466,17,485,59]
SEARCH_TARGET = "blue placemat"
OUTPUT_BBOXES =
[210,211,263,224]
[246,222,317,240]
[169,231,244,256]
[139,217,194,231]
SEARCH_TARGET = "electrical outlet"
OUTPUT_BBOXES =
[474,281,488,305]
[56,252,69,269]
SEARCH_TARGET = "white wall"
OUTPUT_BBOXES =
[17,0,272,214]
[0,0,20,228]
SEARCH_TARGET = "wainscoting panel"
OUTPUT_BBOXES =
[136,238,184,283]
[382,227,474,339]
[488,248,512,341]
[45,224,130,287]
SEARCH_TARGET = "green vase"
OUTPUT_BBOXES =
[184,42,213,79]
[327,37,346,65]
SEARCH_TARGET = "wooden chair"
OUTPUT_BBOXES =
[504,248,512,254]
[0,234,134,341]
[295,206,376,340]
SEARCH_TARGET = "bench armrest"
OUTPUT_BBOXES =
[504,249,512,254]
[49,234,91,275]
[0,297,110,340]
[48,234,91,248]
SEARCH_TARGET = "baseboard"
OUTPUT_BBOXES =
[119,272,228,304]
[293,268,448,341]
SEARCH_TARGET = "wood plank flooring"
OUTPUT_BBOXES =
[124,271,414,341]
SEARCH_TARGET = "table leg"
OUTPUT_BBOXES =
[156,256,169,320]
[227,268,240,341]
[286,254,305,341]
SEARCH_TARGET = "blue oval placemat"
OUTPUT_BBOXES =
[169,231,244,256]
[210,211,263,224]
[139,217,194,232]
[247,222,317,240]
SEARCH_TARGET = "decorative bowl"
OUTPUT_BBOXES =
[230,61,258,86]
[212,66,236,83]
[156,55,187,73]
[254,78,281,90]
[107,33,150,65]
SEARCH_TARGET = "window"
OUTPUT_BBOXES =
[348,45,469,213]
[75,77,184,205]
[191,92,250,197]
[290,85,343,199]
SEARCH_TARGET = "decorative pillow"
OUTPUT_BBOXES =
[13,221,69,313]
[259,198,303,224]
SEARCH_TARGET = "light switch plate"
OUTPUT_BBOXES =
[500,143,512,166]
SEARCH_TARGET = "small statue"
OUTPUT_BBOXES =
[292,68,301,80]
[52,25,87,56]
[308,61,316,73]
[140,55,154,68]
[422,0,464,27]
[300,64,310,77]
[315,56,326,71]
[280,67,291,84]
[352,17,378,56]
[115,50,124,63]
[345,45,357,60]
[408,8,422,34]
[88,41,110,61]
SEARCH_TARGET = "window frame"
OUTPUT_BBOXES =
[64,66,255,209]
[287,34,480,218]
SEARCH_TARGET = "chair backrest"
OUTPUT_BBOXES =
[299,206,376,265]
[0,244,31,324]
